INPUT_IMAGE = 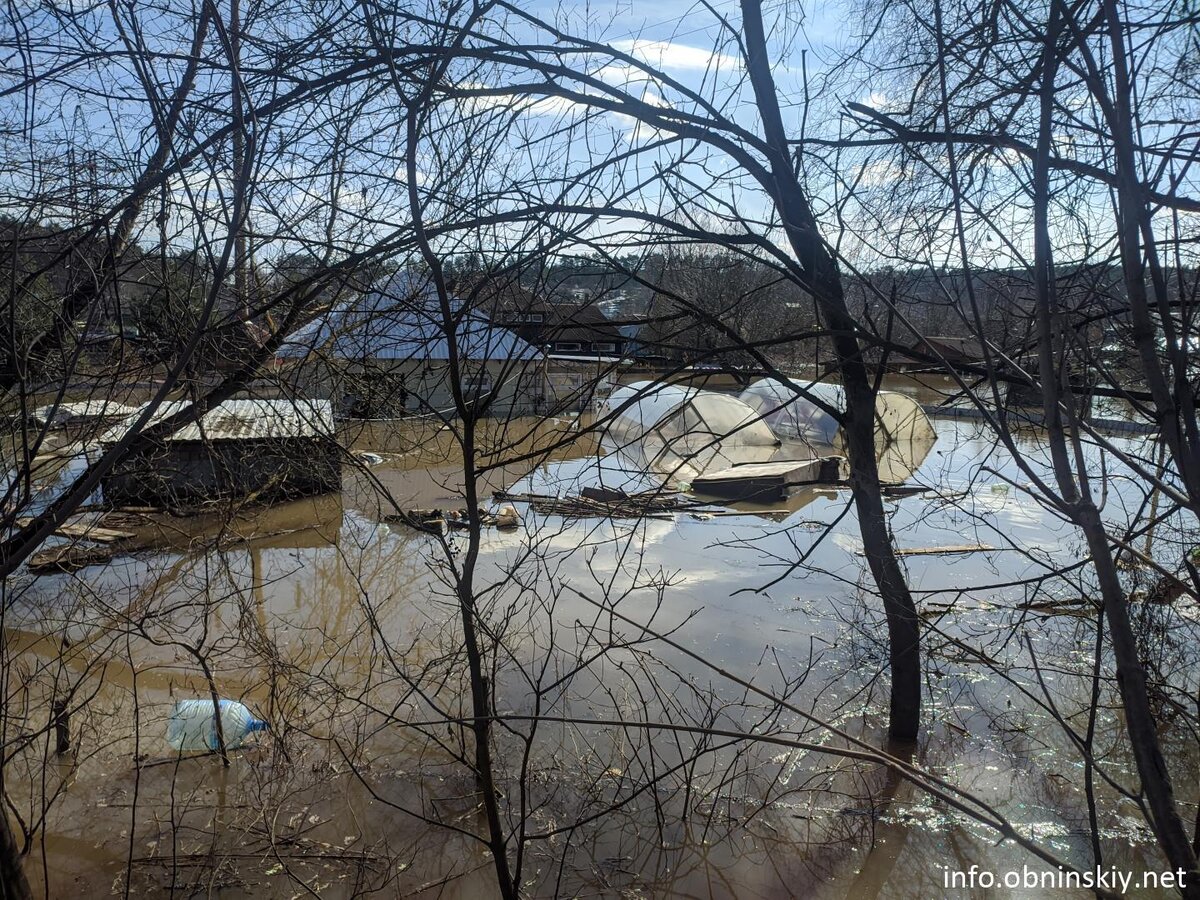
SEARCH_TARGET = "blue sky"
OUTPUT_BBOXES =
[4,0,1195,274]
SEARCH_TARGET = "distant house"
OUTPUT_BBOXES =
[275,272,546,418]
[99,398,340,506]
[477,286,627,359]
[890,335,1003,372]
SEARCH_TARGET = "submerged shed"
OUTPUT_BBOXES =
[98,398,340,506]
[34,400,136,430]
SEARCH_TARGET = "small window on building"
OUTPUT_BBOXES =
[528,312,544,324]
[462,374,494,396]
[554,342,583,352]
[595,342,617,353]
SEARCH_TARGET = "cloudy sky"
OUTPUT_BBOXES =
[9,0,1190,273]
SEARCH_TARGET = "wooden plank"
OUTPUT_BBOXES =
[697,459,823,480]
[16,517,134,543]
[892,544,994,556]
[28,543,121,574]
[57,523,135,543]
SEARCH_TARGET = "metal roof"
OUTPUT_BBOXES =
[98,398,335,444]
[34,400,136,426]
[276,271,542,363]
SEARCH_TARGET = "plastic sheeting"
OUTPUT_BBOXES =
[738,379,844,445]
[603,381,778,449]
[739,378,936,450]
[601,380,779,484]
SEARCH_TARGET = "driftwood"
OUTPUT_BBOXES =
[1019,596,1096,616]
[390,487,699,528]
[491,487,699,521]
[894,544,995,556]
[28,543,125,574]
[859,543,996,557]
[96,511,153,530]
[491,491,561,503]
[881,484,929,498]
[1141,576,1193,605]
[385,505,521,533]
[16,516,135,543]
[25,514,319,574]
[530,498,676,520]
[531,492,683,520]
[383,508,447,533]
[50,523,133,543]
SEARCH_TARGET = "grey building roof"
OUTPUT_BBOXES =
[277,271,542,363]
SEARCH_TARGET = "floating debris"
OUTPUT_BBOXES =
[889,544,996,557]
[16,516,134,544]
[494,488,699,520]
[28,542,126,574]
[692,457,846,502]
[494,504,521,529]
[881,483,930,498]
[385,505,521,533]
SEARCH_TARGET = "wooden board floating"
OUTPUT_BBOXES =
[892,544,995,556]
[16,517,134,543]
[492,488,702,520]
[28,543,124,574]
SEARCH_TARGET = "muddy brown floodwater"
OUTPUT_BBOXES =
[2,375,1197,898]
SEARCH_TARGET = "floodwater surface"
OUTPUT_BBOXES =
[2,376,1197,898]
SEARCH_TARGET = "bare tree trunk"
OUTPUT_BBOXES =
[400,44,518,890]
[1031,5,1199,889]
[0,807,31,900]
[1082,515,1200,895]
[231,0,248,317]
[739,0,922,741]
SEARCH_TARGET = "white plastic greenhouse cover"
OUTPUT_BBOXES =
[739,379,843,445]
[738,378,935,448]
[603,381,777,448]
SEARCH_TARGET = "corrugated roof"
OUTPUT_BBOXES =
[276,271,542,362]
[35,400,136,426]
[99,398,335,444]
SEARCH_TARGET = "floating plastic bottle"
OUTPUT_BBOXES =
[166,698,267,752]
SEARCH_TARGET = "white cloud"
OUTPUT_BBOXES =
[610,39,741,73]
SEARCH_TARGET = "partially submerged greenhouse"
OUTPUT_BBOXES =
[598,378,936,498]
[739,378,938,485]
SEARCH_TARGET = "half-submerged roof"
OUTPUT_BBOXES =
[277,271,542,362]
[99,398,335,443]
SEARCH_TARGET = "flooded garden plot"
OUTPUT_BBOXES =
[6,1,1197,892]
[2,402,1197,898]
